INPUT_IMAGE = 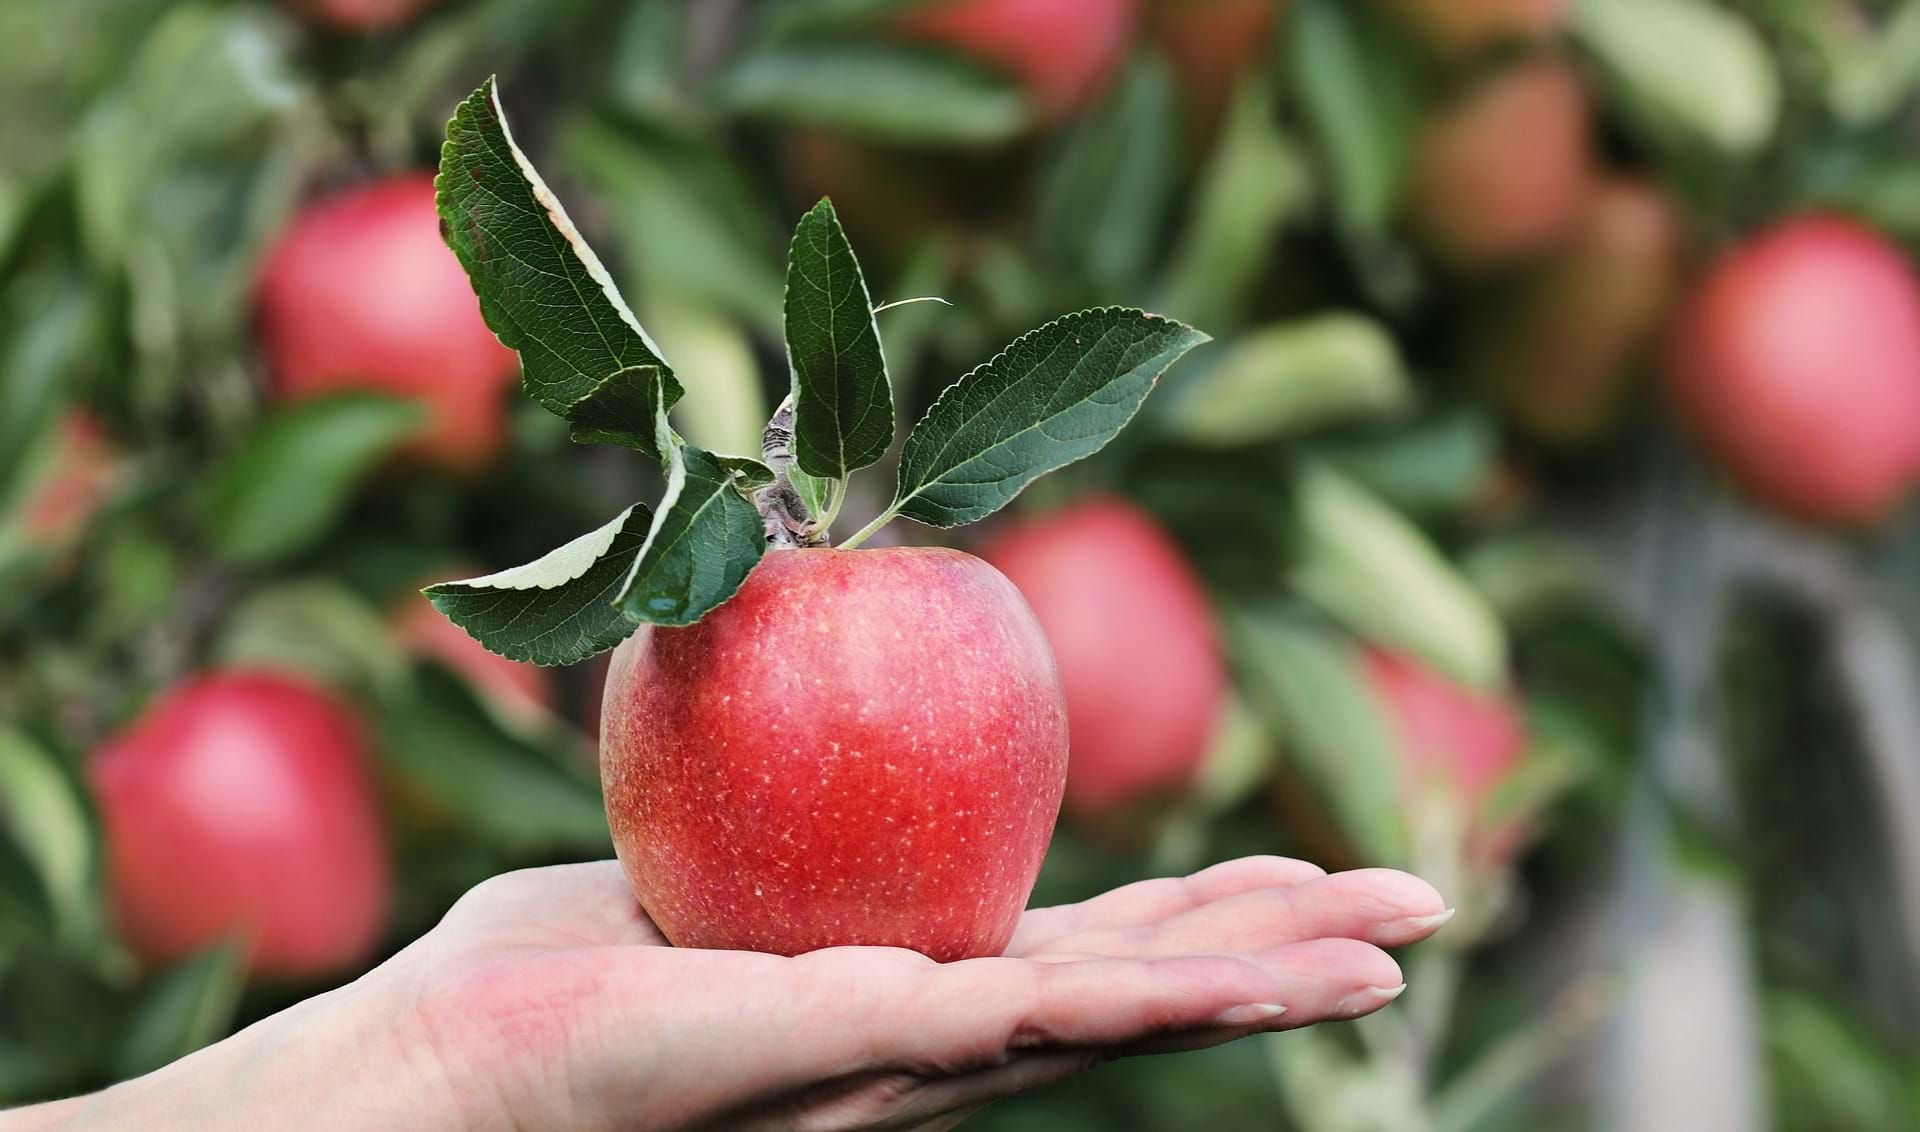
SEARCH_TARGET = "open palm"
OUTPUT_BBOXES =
[374,857,1451,1132]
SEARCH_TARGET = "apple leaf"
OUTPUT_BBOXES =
[562,364,671,451]
[204,393,423,565]
[425,504,657,667]
[437,77,681,456]
[113,943,244,1080]
[1165,314,1410,448]
[886,308,1209,528]
[1288,0,1414,232]
[709,44,1028,145]
[785,198,893,481]
[615,441,773,627]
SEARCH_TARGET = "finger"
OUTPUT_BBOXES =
[437,861,666,948]
[1246,937,1408,1027]
[1007,856,1328,957]
[1065,868,1449,959]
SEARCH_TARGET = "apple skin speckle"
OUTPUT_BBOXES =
[600,546,1068,963]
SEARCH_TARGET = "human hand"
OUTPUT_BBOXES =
[22,857,1449,1132]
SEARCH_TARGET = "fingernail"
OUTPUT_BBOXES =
[1213,1002,1288,1026]
[1369,907,1456,943]
[1332,984,1407,1017]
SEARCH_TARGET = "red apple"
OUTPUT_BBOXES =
[395,577,554,725]
[898,0,1140,122]
[16,411,115,547]
[600,547,1067,962]
[1669,215,1920,525]
[287,0,439,33]
[1482,177,1682,445]
[1409,58,1592,269]
[90,671,389,977]
[1362,648,1527,862]
[1377,0,1565,57]
[979,497,1226,816]
[256,175,517,470]
[1148,0,1282,146]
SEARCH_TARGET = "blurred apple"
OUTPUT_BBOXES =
[287,0,439,33]
[1668,214,1920,526]
[1148,0,1282,145]
[394,582,554,725]
[90,670,390,978]
[1481,177,1682,445]
[1363,647,1528,864]
[256,175,517,470]
[980,496,1226,816]
[1377,0,1564,58]
[1409,57,1591,269]
[15,411,115,548]
[898,0,1140,121]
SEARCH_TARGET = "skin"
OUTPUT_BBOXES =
[5,856,1450,1131]
[979,498,1226,816]
[603,547,1068,961]
[1409,58,1592,270]
[89,671,389,977]
[256,176,518,470]
[897,0,1140,121]
[1668,214,1920,526]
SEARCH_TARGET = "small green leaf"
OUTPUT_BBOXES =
[1166,314,1409,448]
[1318,411,1496,518]
[213,579,411,691]
[0,727,97,952]
[1290,464,1507,690]
[378,669,609,852]
[437,78,681,446]
[427,504,657,667]
[642,295,771,457]
[1289,0,1414,231]
[1037,58,1180,292]
[888,308,1208,528]
[113,943,244,1079]
[785,198,893,481]
[203,394,422,564]
[562,364,670,451]
[1228,606,1407,866]
[789,464,836,520]
[1573,0,1779,155]
[615,443,773,627]
[710,43,1029,145]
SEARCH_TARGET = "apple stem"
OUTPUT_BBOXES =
[837,506,897,551]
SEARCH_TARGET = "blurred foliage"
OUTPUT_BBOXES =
[2,0,1920,1128]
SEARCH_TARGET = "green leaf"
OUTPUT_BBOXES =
[559,116,785,330]
[0,726,101,951]
[426,504,656,667]
[789,465,836,520]
[1228,606,1407,865]
[113,943,244,1080]
[213,579,411,691]
[640,295,770,457]
[785,198,893,481]
[378,669,609,852]
[889,308,1209,528]
[1288,0,1414,231]
[1572,0,1779,155]
[203,394,423,565]
[1289,464,1507,690]
[562,364,671,451]
[615,443,773,627]
[1317,411,1497,518]
[1165,314,1409,448]
[437,78,681,448]
[709,43,1029,145]
[1038,58,1180,293]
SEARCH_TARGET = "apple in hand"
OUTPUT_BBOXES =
[898,0,1140,121]
[1668,214,1920,526]
[1409,58,1591,269]
[257,175,518,470]
[90,670,390,977]
[601,548,1068,962]
[980,497,1226,817]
